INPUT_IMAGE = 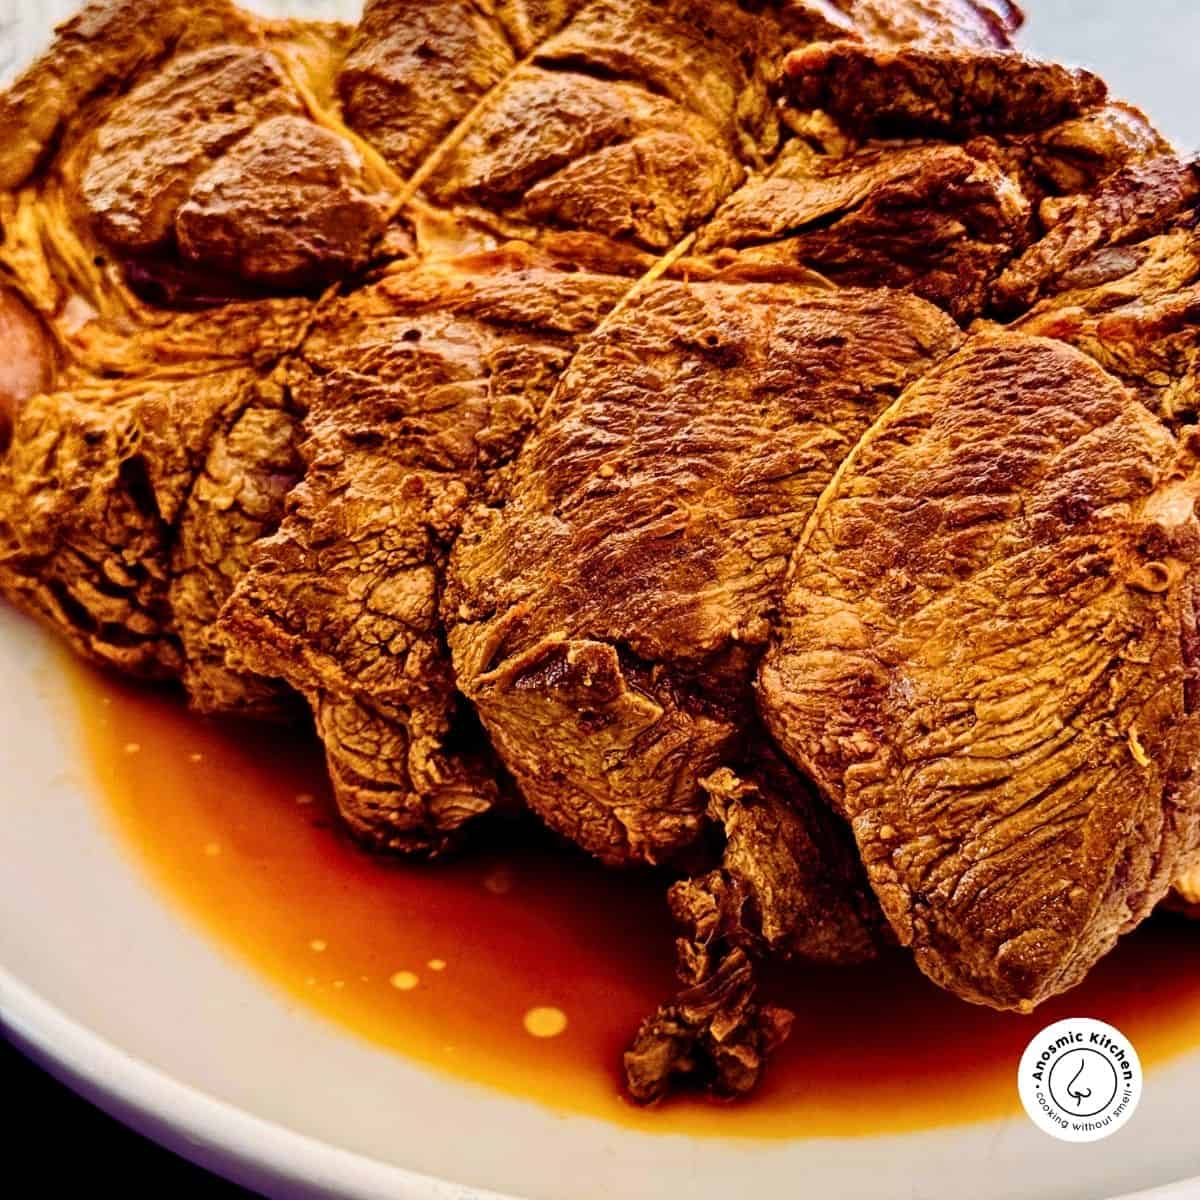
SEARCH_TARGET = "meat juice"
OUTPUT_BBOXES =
[70,656,1200,1139]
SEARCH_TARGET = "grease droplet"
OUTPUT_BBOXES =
[524,1007,568,1039]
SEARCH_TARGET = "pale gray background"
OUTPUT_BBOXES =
[1022,0,1200,151]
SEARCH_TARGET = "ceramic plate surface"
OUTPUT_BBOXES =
[2,3,1200,1197]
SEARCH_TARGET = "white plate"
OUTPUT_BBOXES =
[2,3,1200,1198]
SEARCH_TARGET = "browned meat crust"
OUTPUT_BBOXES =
[0,364,305,715]
[174,116,389,288]
[336,0,524,178]
[694,137,1033,321]
[413,0,788,251]
[446,283,962,865]
[784,41,1104,140]
[780,0,1022,49]
[693,46,1170,325]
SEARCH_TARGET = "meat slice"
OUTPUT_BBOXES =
[695,47,1160,325]
[0,3,375,714]
[446,281,962,867]
[0,363,303,716]
[446,277,937,1089]
[694,138,1032,321]
[783,41,1105,141]
[1002,102,1169,198]
[759,332,1200,1010]
[220,248,633,853]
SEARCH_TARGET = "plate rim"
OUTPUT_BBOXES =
[6,958,1200,1200]
[0,964,517,1200]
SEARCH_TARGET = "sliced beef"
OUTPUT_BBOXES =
[0,363,303,716]
[624,743,886,1102]
[993,154,1200,315]
[446,281,962,867]
[219,247,633,853]
[784,41,1105,141]
[992,149,1200,431]
[759,332,1200,1010]
[7,0,1198,1109]
[411,0,795,251]
[694,50,1158,325]
[171,380,305,714]
[694,138,1032,321]
[175,115,389,288]
[424,67,743,251]
[999,102,1169,198]
[0,3,358,714]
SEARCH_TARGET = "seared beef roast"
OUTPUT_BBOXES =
[3,0,1200,1103]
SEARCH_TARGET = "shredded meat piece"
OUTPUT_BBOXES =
[624,750,886,1101]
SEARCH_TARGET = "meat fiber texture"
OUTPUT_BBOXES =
[4,0,1200,1105]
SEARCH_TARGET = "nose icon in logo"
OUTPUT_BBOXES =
[1047,1048,1120,1121]
[1067,1060,1092,1109]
